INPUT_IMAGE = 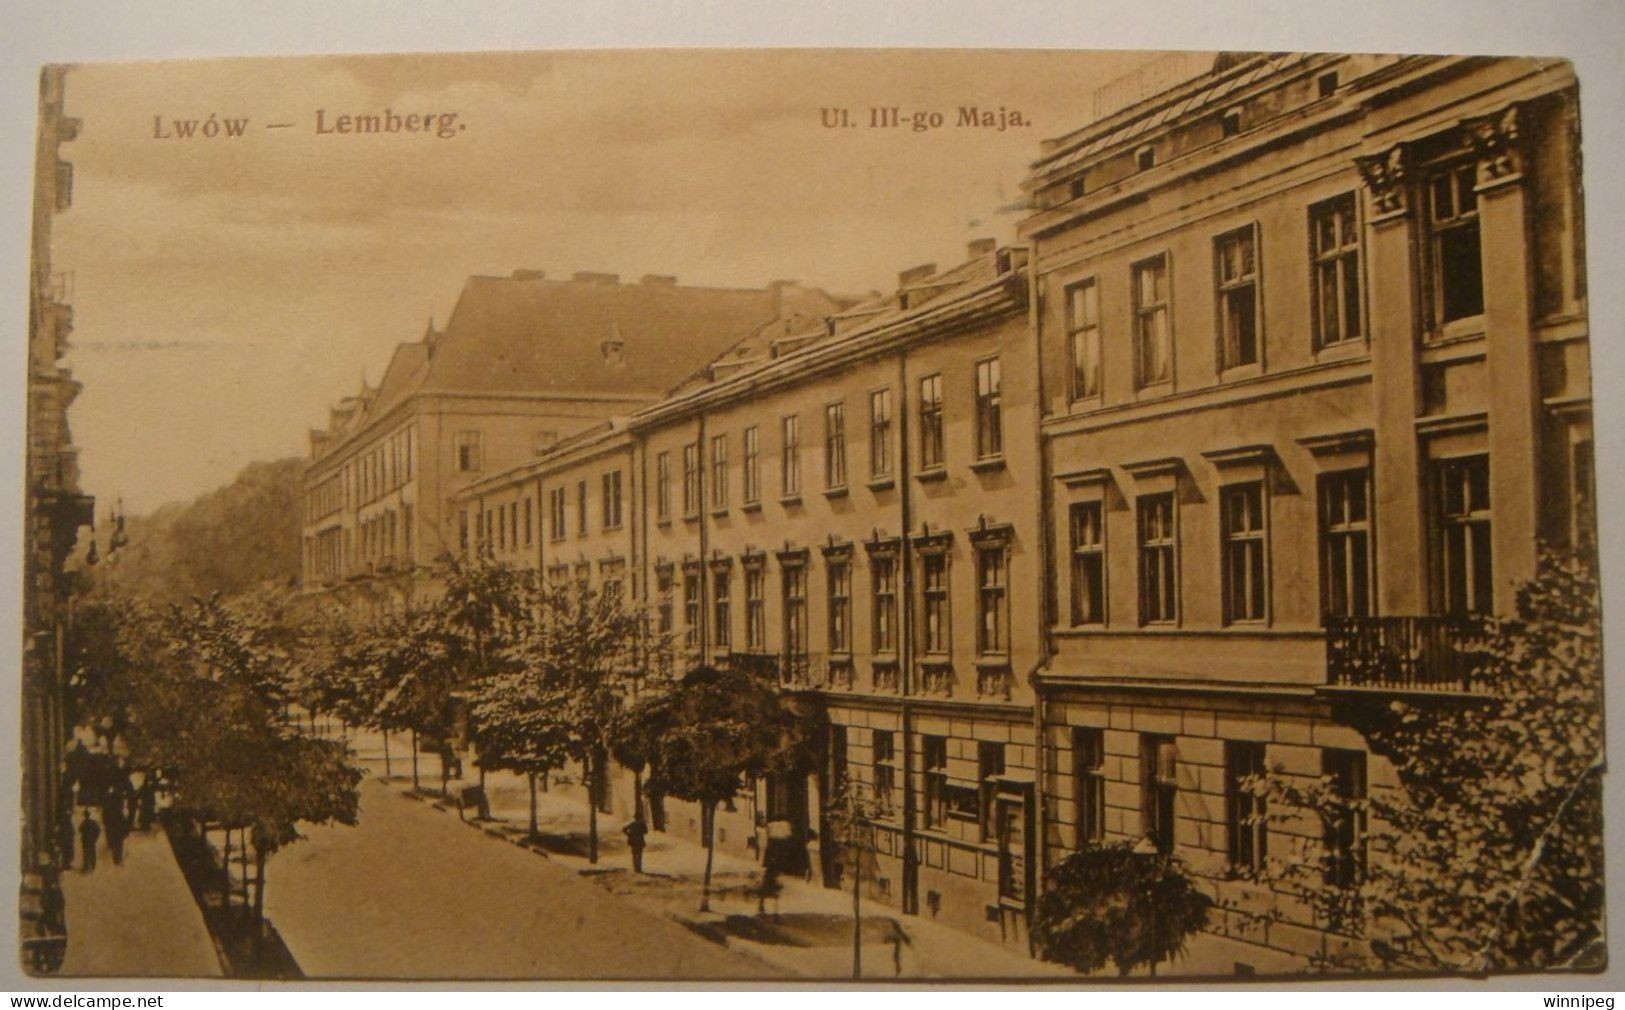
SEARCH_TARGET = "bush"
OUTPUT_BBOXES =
[1032,842,1211,976]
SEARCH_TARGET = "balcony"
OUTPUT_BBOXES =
[1324,615,1488,694]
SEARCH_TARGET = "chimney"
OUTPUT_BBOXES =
[573,271,620,285]
[897,263,936,288]
[966,238,997,259]
[768,279,798,314]
[640,274,678,286]
[510,269,546,280]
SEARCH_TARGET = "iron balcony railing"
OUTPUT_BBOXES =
[1324,615,1488,693]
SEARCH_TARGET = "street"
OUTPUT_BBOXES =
[261,776,776,980]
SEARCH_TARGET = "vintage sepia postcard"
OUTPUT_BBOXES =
[17,46,1603,984]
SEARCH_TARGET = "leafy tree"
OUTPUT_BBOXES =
[1032,842,1212,977]
[467,668,572,838]
[1245,547,1605,974]
[824,774,887,979]
[636,664,815,911]
[366,607,461,792]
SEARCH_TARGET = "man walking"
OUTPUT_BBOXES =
[622,816,648,874]
[105,805,128,865]
[78,811,100,872]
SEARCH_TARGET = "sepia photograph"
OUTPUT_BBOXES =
[11,23,1614,990]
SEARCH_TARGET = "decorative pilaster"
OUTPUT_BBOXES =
[1463,103,1525,188]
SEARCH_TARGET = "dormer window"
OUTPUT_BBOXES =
[1318,71,1339,99]
[600,339,625,365]
[1221,109,1242,138]
[1136,145,1156,172]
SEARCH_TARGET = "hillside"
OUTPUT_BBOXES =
[87,457,304,605]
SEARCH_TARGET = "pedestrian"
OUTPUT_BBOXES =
[622,815,648,874]
[136,780,156,831]
[37,867,65,936]
[78,811,100,872]
[105,807,127,865]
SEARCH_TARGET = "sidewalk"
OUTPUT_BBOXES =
[55,827,224,978]
[345,728,1067,980]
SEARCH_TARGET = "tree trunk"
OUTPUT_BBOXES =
[852,841,862,980]
[411,729,420,789]
[586,753,599,864]
[383,730,392,777]
[633,768,645,823]
[700,801,717,913]
[253,844,267,925]
[528,772,539,838]
[440,749,450,799]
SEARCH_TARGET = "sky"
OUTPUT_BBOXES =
[50,48,1183,515]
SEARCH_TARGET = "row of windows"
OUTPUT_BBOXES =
[653,359,1005,519]
[307,425,416,522]
[1063,173,1484,402]
[1066,456,1492,628]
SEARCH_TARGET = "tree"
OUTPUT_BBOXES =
[439,553,532,793]
[823,774,887,979]
[366,607,461,792]
[1031,842,1212,977]
[467,668,572,838]
[1246,547,1605,974]
[636,663,815,911]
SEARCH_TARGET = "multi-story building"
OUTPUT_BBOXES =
[301,271,812,610]
[24,66,92,884]
[1020,53,1589,972]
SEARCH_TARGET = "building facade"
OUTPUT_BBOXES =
[1020,53,1589,972]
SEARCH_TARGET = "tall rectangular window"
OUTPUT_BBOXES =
[1070,502,1105,626]
[978,742,1006,841]
[683,570,701,649]
[1133,255,1172,388]
[1323,749,1367,888]
[781,415,801,497]
[923,735,948,828]
[975,358,1003,458]
[1141,734,1177,854]
[827,558,851,653]
[783,564,808,658]
[1226,741,1268,873]
[1428,163,1485,328]
[576,480,588,536]
[743,425,760,504]
[1310,193,1362,347]
[869,389,893,479]
[872,731,896,812]
[1068,279,1102,401]
[1221,482,1267,624]
[656,566,674,635]
[655,451,671,521]
[1436,455,1492,614]
[1073,727,1105,846]
[710,434,728,510]
[602,470,623,529]
[682,442,700,517]
[919,374,944,469]
[825,402,847,488]
[976,543,1008,655]
[745,565,766,650]
[871,555,897,653]
[459,509,470,553]
[921,551,949,654]
[522,496,533,546]
[456,431,482,472]
[1138,493,1178,624]
[548,486,566,540]
[1215,226,1260,369]
[1320,469,1373,618]
[712,569,731,649]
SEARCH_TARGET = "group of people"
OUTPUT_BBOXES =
[57,739,161,873]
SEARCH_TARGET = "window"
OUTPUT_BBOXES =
[1141,734,1177,854]
[978,741,1006,841]
[1310,194,1362,347]
[923,735,948,828]
[712,568,731,649]
[869,389,893,478]
[1221,108,1241,137]
[522,497,533,546]
[1320,469,1373,618]
[1226,741,1267,873]
[1323,749,1367,888]
[508,501,518,549]
[455,431,482,472]
[781,415,801,497]
[976,544,1008,655]
[576,480,588,536]
[683,569,701,649]
[1070,502,1105,626]
[1221,482,1267,624]
[827,558,851,653]
[745,564,766,650]
[975,358,1003,458]
[710,434,728,510]
[1138,493,1178,624]
[824,403,847,488]
[919,374,944,469]
[872,731,896,812]
[403,504,414,558]
[1317,71,1339,98]
[656,565,674,635]
[601,560,624,601]
[783,563,808,658]
[602,470,623,529]
[458,509,470,553]
[404,426,414,479]
[921,551,949,654]
[1215,226,1259,369]
[1132,255,1172,387]
[1435,455,1492,614]
[1067,279,1102,401]
[831,725,849,790]
[1427,163,1485,328]
[548,486,566,541]
[1074,728,1105,846]
[682,443,700,517]
[743,426,760,504]
[871,555,897,653]
[655,451,671,520]
[475,510,485,550]
[1573,438,1596,551]
[1136,145,1155,171]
